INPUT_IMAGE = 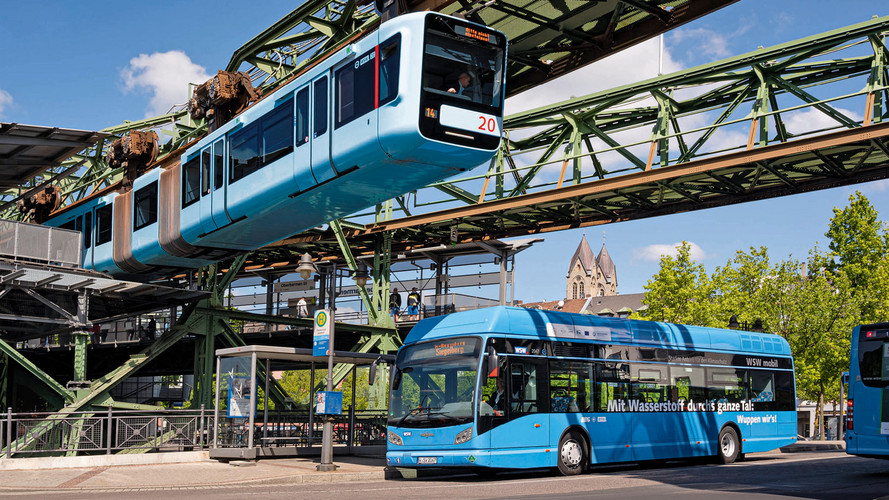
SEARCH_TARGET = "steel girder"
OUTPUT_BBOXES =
[232,14,889,269]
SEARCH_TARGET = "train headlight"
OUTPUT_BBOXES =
[388,430,403,446]
[454,426,472,444]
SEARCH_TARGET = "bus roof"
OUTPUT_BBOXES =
[404,306,791,357]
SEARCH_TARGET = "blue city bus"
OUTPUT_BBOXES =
[845,322,889,458]
[386,306,797,475]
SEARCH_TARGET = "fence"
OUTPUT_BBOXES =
[1,406,386,458]
[0,219,81,267]
[1,407,210,458]
[215,408,387,449]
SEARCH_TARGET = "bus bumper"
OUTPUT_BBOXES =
[386,449,494,468]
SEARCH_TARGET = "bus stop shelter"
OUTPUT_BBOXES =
[211,345,394,460]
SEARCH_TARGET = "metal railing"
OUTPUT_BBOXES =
[423,293,500,318]
[1,406,210,458]
[0,219,81,267]
[215,408,387,449]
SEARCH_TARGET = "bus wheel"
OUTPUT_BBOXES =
[717,427,740,464]
[557,431,586,476]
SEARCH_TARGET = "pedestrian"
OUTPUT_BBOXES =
[296,297,308,318]
[147,318,157,341]
[389,288,401,322]
[407,287,421,321]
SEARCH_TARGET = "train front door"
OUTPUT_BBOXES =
[198,146,218,235]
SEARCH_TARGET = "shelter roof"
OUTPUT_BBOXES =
[0,122,108,191]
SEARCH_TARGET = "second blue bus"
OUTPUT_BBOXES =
[845,322,889,459]
[386,306,797,474]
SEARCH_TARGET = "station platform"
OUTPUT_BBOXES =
[0,441,845,493]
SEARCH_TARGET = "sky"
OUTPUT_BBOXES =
[1,1,888,304]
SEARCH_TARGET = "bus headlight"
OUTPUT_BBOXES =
[388,430,403,446]
[454,426,472,444]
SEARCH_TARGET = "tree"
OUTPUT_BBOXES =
[710,246,772,329]
[633,241,717,326]
[759,253,859,439]
[825,191,889,322]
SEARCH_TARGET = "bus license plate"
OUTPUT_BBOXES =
[439,105,501,137]
[417,457,438,464]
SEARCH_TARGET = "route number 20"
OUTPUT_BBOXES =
[478,116,497,133]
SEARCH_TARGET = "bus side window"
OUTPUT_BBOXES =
[707,368,748,404]
[549,360,584,412]
[595,362,630,412]
[669,365,706,403]
[510,360,546,415]
[379,35,400,106]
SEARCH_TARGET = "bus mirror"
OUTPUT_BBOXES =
[392,367,402,390]
[486,347,499,377]
[368,357,381,385]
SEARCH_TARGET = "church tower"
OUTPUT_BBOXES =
[566,235,617,299]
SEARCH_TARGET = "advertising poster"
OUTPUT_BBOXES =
[220,356,255,419]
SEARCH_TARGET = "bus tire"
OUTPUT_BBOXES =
[717,426,740,464]
[557,431,586,476]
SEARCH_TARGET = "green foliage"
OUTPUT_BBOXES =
[632,241,717,326]
[825,191,889,322]
[633,193,889,428]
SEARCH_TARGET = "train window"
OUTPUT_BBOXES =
[182,156,200,207]
[262,98,294,165]
[83,212,92,249]
[201,149,211,196]
[335,47,375,128]
[229,123,260,183]
[213,139,224,190]
[422,23,504,108]
[134,181,158,231]
[314,77,327,136]
[60,219,76,231]
[296,88,309,147]
[95,205,112,245]
[379,36,400,106]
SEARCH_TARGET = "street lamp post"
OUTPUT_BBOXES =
[317,261,337,471]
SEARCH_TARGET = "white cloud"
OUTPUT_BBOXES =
[634,241,708,262]
[783,106,863,136]
[0,89,12,118]
[506,37,682,115]
[121,51,210,117]
[670,28,731,59]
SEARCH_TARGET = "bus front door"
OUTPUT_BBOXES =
[488,359,550,468]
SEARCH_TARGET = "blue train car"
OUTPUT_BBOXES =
[387,306,797,475]
[47,12,507,278]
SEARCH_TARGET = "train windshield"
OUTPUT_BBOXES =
[422,16,505,110]
[389,337,481,428]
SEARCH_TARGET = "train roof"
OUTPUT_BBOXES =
[404,306,792,357]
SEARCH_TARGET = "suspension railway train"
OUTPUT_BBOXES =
[45,12,507,278]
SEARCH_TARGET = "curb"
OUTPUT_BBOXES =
[779,441,845,453]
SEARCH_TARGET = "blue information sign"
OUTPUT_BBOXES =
[313,309,330,357]
[316,391,343,415]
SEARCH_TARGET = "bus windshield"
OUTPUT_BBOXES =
[389,337,481,428]
[422,17,505,109]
